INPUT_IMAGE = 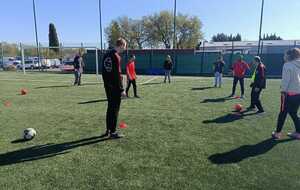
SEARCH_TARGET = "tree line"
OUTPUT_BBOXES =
[105,11,203,49]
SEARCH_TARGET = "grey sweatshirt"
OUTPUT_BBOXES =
[281,59,300,94]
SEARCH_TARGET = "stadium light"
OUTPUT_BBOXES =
[173,0,177,73]
[257,0,265,55]
[32,0,41,70]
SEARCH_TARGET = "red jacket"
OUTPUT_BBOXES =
[126,61,136,80]
[232,60,250,78]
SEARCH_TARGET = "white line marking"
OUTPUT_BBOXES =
[140,76,159,85]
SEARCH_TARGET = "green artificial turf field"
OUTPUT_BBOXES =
[0,72,299,190]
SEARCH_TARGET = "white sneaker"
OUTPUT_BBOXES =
[287,132,300,140]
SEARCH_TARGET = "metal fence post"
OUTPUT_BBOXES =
[201,41,205,75]
[0,43,3,68]
[20,43,26,75]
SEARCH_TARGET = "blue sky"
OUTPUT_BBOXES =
[1,0,300,44]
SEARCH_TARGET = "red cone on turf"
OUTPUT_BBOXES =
[119,122,127,129]
[21,88,28,95]
[234,104,243,112]
[235,96,240,99]
[4,101,11,107]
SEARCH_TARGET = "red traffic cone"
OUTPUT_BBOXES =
[119,122,127,129]
[4,101,11,107]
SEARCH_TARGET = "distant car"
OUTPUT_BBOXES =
[42,58,61,68]
[60,60,74,72]
[16,60,37,70]
[2,57,19,70]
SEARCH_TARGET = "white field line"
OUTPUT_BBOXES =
[140,76,159,85]
[0,78,103,84]
[0,75,213,84]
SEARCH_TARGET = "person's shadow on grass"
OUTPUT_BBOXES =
[191,86,214,91]
[203,111,257,124]
[209,138,294,164]
[78,99,107,104]
[201,96,234,103]
[0,136,111,166]
[35,85,72,89]
[35,83,99,89]
[141,82,162,86]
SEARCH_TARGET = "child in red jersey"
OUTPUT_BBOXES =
[126,55,140,98]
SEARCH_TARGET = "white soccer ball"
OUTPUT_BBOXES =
[23,128,37,140]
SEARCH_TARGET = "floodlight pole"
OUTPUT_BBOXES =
[97,0,103,78]
[173,0,177,49]
[257,0,265,55]
[32,0,41,71]
[98,0,103,51]
[173,0,177,74]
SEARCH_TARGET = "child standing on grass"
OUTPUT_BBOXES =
[272,48,300,140]
[213,56,225,88]
[73,53,84,86]
[248,56,266,114]
[126,55,140,98]
[163,55,173,83]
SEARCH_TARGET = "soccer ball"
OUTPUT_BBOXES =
[21,88,28,95]
[234,104,243,112]
[23,128,37,140]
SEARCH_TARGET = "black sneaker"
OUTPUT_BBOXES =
[110,132,124,139]
[256,110,265,114]
[134,95,140,98]
[100,130,110,138]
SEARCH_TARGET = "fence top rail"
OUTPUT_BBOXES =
[21,45,98,49]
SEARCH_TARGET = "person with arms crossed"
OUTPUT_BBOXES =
[102,38,127,138]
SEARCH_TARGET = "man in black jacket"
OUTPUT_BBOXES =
[102,38,127,138]
[248,56,266,114]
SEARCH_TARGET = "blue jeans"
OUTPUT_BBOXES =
[214,72,222,87]
[74,70,82,85]
[164,70,171,83]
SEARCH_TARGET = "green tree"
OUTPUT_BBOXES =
[105,11,203,49]
[105,21,122,49]
[212,33,242,42]
[262,33,282,40]
[131,19,149,49]
[48,23,60,53]
[2,42,19,57]
[176,14,203,49]
[145,11,173,49]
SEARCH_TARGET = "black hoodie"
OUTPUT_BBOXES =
[102,49,124,92]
